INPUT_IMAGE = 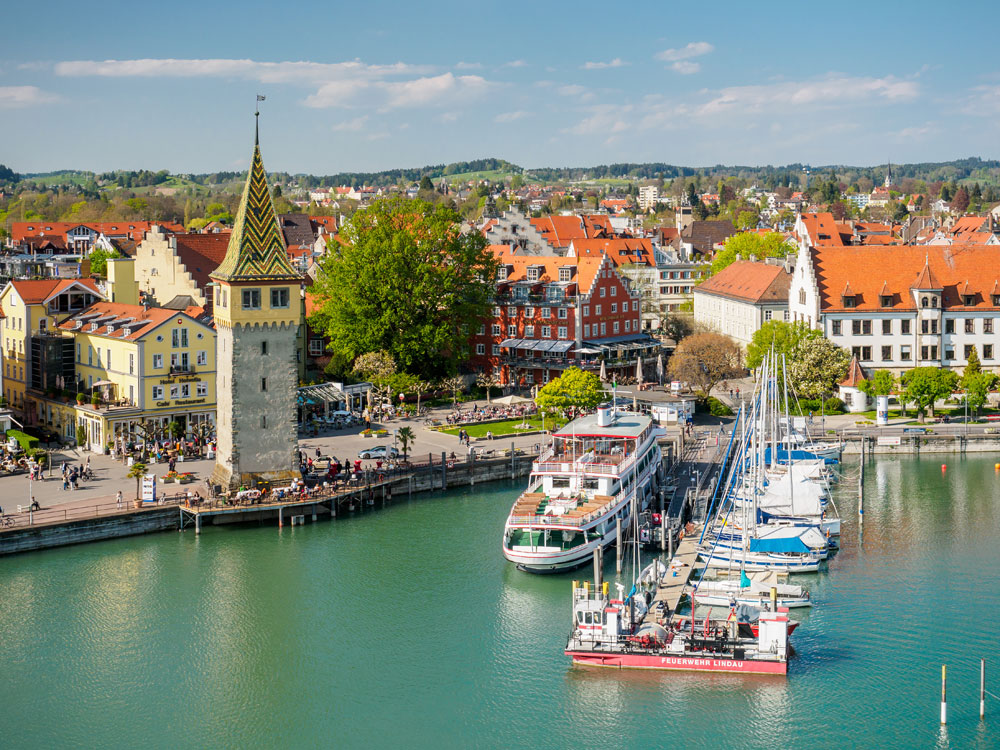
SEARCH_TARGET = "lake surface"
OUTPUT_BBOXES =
[2,455,999,748]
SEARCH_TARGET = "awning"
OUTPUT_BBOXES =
[534,340,557,352]
[499,338,522,347]
[551,341,574,352]
[92,380,115,387]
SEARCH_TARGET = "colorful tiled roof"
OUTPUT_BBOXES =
[173,234,230,291]
[567,238,656,266]
[6,278,101,304]
[838,355,868,387]
[211,132,301,283]
[694,260,790,304]
[57,302,208,341]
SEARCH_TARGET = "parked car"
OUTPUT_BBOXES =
[358,445,399,460]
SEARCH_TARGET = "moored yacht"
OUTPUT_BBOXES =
[502,404,664,573]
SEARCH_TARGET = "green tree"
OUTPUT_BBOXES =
[900,367,958,423]
[476,370,502,403]
[310,197,498,380]
[535,367,605,415]
[963,346,982,380]
[127,461,147,504]
[961,347,994,416]
[396,425,415,459]
[667,332,743,397]
[352,350,397,383]
[859,369,896,398]
[736,210,759,230]
[711,231,796,275]
[788,338,851,400]
[87,247,121,276]
[745,321,822,373]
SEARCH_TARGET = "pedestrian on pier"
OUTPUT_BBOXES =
[116,490,123,509]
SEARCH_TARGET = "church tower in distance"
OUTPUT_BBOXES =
[209,121,303,490]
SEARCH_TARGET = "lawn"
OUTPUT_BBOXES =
[438,415,567,439]
[852,405,1000,421]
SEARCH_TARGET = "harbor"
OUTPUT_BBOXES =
[0,454,996,748]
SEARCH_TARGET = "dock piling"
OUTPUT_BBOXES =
[941,664,948,724]
[510,441,515,480]
[593,546,602,590]
[981,658,986,720]
[660,511,667,553]
[615,516,622,575]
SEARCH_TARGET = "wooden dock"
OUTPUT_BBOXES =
[643,528,702,624]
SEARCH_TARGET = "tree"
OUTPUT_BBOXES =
[419,175,434,192]
[660,313,694,343]
[745,321,822,373]
[788,338,851,400]
[127,462,147,504]
[951,187,970,213]
[961,347,995,416]
[736,210,758,230]
[87,247,121,276]
[535,367,605,415]
[352,350,396,383]
[411,379,432,416]
[859,369,896,398]
[440,375,465,407]
[310,197,498,380]
[900,367,958,423]
[963,346,982,380]
[711,232,796,275]
[476,371,502,403]
[668,333,743,397]
[396,426,415,459]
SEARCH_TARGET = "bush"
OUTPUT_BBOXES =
[798,398,822,413]
[76,392,86,403]
[5,429,39,452]
[824,396,845,414]
[697,396,733,416]
[76,423,86,447]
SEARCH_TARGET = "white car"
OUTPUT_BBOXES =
[358,445,399,460]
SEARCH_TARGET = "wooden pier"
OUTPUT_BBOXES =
[643,527,702,624]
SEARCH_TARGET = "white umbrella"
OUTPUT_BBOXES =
[635,355,644,387]
[656,352,664,384]
[494,394,531,405]
[599,359,607,382]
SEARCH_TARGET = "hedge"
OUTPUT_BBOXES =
[5,429,39,452]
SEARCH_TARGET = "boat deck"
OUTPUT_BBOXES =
[643,528,702,625]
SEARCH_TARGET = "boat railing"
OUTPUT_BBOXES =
[510,485,630,528]
[533,451,637,476]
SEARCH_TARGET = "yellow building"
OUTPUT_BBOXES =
[0,279,102,418]
[43,301,218,451]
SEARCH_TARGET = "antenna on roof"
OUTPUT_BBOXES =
[255,94,266,143]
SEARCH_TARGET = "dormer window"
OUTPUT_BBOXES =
[993,295,1000,307]
[963,295,975,306]
[558,266,574,282]
[932,296,938,308]
[843,295,856,308]
[921,296,928,308]
[526,266,542,282]
[881,295,893,308]
[497,265,509,281]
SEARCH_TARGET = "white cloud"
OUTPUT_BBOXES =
[670,61,701,75]
[495,110,529,123]
[582,58,626,70]
[563,105,632,136]
[455,61,482,70]
[382,73,491,108]
[695,74,919,116]
[0,85,58,108]
[331,116,368,132]
[503,60,528,68]
[438,111,460,123]
[963,85,1000,115]
[656,41,714,62]
[892,124,936,139]
[557,84,587,96]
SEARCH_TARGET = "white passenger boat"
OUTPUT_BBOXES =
[502,405,664,573]
[693,571,813,609]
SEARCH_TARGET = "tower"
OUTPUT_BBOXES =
[209,119,303,490]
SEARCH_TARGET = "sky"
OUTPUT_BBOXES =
[2,0,998,175]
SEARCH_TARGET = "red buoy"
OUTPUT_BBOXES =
[941,464,947,472]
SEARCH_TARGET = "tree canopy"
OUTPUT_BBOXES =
[745,321,822,373]
[535,367,605,414]
[309,197,498,381]
[859,369,896,398]
[668,332,743,397]
[787,338,851,400]
[901,367,958,422]
[87,247,121,277]
[710,232,797,275]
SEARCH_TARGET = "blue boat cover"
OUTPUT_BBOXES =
[763,447,839,465]
[748,536,810,554]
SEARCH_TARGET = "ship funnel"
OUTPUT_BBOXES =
[597,404,614,427]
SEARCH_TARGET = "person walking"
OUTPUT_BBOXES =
[116,490,123,510]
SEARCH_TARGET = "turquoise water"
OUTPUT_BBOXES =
[1,456,999,748]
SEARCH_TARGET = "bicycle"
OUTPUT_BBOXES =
[0,516,15,528]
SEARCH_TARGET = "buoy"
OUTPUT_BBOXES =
[941,464,947,472]
[995,463,999,471]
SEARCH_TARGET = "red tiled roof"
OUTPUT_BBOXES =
[11,220,183,243]
[172,233,230,291]
[567,238,656,266]
[529,214,615,247]
[811,245,1000,311]
[798,213,845,247]
[57,302,207,341]
[491,247,606,294]
[839,355,868,387]
[694,261,790,304]
[6,278,101,304]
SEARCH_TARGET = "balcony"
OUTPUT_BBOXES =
[169,364,193,375]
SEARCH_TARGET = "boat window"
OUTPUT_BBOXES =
[552,478,570,489]
[584,612,593,625]
[577,612,585,624]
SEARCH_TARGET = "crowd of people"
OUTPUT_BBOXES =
[444,404,536,426]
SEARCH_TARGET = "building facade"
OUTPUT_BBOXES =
[693,260,791,346]
[209,126,303,490]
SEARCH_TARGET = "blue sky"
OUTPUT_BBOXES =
[2,0,998,175]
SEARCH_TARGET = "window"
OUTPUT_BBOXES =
[76,343,80,362]
[261,377,267,392]
[595,304,602,315]
[901,345,911,361]
[852,320,861,335]
[882,319,892,335]
[557,326,567,338]
[783,311,789,321]
[541,326,551,337]
[491,324,501,336]
[632,301,638,311]
[493,306,501,316]
[945,319,955,334]
[881,295,893,307]
[152,354,163,369]
[922,296,928,308]
[477,324,485,335]
[129,353,134,375]
[862,320,872,335]
[964,295,975,307]
[152,386,164,400]
[987,319,995,334]
[921,320,929,334]
[985,344,994,360]
[582,305,589,317]
[931,319,938,334]
[901,320,911,335]
[197,350,207,365]
[832,320,842,336]
[197,382,207,397]
[558,308,568,319]
[492,345,501,355]
[624,319,631,332]
[525,325,535,337]
[613,321,620,333]
[965,344,976,360]
[541,308,551,318]
[170,385,179,399]
[525,307,535,318]
[584,324,590,337]
[180,384,190,398]
[994,295,1000,307]
[921,345,929,360]
[600,323,606,335]
[881,346,892,361]
[172,328,188,348]
[507,306,516,316]
[221,289,227,308]
[932,297,938,308]
[945,348,955,360]
[88,346,93,365]
[843,296,856,308]
[261,341,269,356]
[271,288,290,308]
[526,266,540,281]
[765,310,773,321]
[610,286,617,297]
[242,289,261,309]
[799,289,807,305]
[600,287,606,297]
[965,319,975,334]
[261,415,267,429]
[611,303,618,314]
[308,339,324,356]
[476,343,485,355]
[861,346,872,361]
[507,325,516,336]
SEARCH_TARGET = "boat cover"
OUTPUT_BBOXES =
[764,447,838,465]
[748,536,811,554]
[759,474,824,517]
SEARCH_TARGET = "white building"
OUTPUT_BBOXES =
[789,241,1000,374]
[693,260,791,346]
[638,185,661,211]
